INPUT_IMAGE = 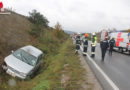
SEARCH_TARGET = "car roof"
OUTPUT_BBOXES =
[21,45,43,57]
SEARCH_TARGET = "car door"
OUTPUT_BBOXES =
[34,54,43,71]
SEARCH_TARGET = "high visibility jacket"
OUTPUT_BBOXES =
[91,36,97,47]
[91,43,96,47]
[94,37,97,43]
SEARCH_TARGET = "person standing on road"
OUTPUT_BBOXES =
[109,38,115,55]
[100,37,109,61]
[91,33,97,58]
[75,33,81,54]
[83,33,88,56]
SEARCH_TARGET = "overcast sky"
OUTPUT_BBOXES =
[1,0,130,32]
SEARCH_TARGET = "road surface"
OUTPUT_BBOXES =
[80,41,130,90]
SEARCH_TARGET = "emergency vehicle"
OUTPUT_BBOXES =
[101,30,130,54]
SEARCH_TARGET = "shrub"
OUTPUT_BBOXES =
[29,24,43,37]
[53,22,66,39]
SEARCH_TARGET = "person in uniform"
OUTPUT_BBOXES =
[75,33,81,54]
[100,37,109,61]
[109,38,115,55]
[91,33,97,57]
[83,33,88,56]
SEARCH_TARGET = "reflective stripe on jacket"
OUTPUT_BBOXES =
[91,43,96,47]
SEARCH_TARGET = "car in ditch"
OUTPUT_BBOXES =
[2,45,43,79]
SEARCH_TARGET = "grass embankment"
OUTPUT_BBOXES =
[2,37,84,90]
[0,28,67,90]
[33,38,84,90]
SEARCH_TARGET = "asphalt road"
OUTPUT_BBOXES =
[80,41,130,90]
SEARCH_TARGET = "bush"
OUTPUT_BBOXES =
[29,24,43,37]
[53,22,67,39]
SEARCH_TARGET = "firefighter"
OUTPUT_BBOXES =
[83,33,88,56]
[75,33,81,54]
[109,38,115,55]
[100,37,109,61]
[91,33,97,57]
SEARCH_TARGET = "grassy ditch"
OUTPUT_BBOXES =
[0,29,66,88]
[33,38,84,90]
[0,38,85,90]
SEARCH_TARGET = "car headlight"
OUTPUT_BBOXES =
[20,72,26,77]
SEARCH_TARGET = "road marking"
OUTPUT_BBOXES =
[80,46,119,90]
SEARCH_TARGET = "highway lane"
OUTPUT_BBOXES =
[81,42,130,90]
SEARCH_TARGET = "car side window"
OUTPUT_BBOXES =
[36,54,43,64]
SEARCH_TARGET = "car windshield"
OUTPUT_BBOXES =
[13,49,37,66]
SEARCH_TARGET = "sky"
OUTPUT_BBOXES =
[1,0,130,33]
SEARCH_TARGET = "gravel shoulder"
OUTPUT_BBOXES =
[79,51,102,90]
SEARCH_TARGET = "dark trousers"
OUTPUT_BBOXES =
[83,46,88,52]
[109,46,113,55]
[75,44,80,54]
[91,46,95,57]
[101,49,107,61]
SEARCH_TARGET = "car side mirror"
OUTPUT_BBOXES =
[11,50,14,53]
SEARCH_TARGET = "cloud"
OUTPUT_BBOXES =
[1,0,130,32]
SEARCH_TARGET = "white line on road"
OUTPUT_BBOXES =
[81,45,119,90]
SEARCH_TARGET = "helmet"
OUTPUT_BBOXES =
[85,33,88,37]
[92,32,96,36]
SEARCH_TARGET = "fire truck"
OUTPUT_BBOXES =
[101,30,130,54]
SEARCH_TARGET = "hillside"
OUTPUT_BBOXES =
[0,12,32,60]
[122,29,130,32]
[0,12,31,45]
[0,10,69,89]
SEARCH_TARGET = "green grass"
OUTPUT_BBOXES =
[32,38,84,90]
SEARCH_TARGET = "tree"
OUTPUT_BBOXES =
[28,9,49,27]
[53,22,64,38]
[54,22,62,31]
[28,10,49,37]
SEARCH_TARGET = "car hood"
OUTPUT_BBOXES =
[5,54,34,74]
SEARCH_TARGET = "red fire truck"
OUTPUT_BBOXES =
[101,30,130,54]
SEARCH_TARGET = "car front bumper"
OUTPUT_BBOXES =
[2,64,27,79]
[6,69,26,79]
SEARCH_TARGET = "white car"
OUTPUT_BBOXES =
[2,45,43,79]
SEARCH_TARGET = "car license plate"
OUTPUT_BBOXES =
[7,70,16,77]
